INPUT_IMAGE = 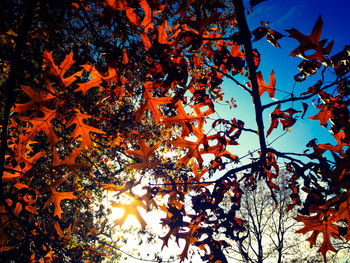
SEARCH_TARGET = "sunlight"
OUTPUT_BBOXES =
[111,207,141,229]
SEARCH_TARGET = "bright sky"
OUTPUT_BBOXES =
[109,1,350,262]
[219,0,350,160]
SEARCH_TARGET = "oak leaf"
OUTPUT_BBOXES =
[318,131,348,155]
[44,50,83,88]
[125,138,160,170]
[308,104,333,126]
[169,125,207,168]
[19,107,59,145]
[286,16,334,61]
[75,65,117,95]
[54,221,71,240]
[141,32,152,50]
[106,0,140,26]
[13,135,44,173]
[52,146,87,168]
[140,0,153,33]
[296,210,339,261]
[335,195,350,240]
[14,84,55,114]
[135,81,172,122]
[267,105,299,136]
[256,71,276,98]
[158,21,171,45]
[67,109,104,149]
[176,219,201,262]
[111,194,148,230]
[161,101,204,137]
[102,180,136,195]
[43,177,76,219]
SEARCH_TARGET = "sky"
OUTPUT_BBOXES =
[110,0,350,262]
[218,0,350,161]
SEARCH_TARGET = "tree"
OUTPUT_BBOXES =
[226,174,331,263]
[0,0,349,262]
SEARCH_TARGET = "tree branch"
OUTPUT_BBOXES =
[233,0,267,162]
[0,0,37,199]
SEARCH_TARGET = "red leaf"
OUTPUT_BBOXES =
[140,0,153,33]
[286,16,334,61]
[44,50,83,88]
[44,177,76,219]
[267,106,299,136]
[14,84,56,113]
[135,81,172,122]
[308,104,333,126]
[67,109,105,149]
[19,107,59,145]
[75,65,117,95]
[256,71,276,98]
[125,137,160,170]
[266,106,286,136]
[296,210,339,261]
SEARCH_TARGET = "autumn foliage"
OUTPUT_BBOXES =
[0,0,349,262]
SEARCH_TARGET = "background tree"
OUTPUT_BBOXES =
[0,0,349,262]
[225,174,327,263]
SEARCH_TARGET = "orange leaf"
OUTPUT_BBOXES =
[135,81,172,122]
[107,0,140,26]
[112,194,148,230]
[286,16,334,61]
[54,221,71,240]
[75,65,117,95]
[52,146,86,168]
[161,101,204,137]
[102,180,135,195]
[43,177,76,219]
[24,205,38,215]
[14,84,56,114]
[44,50,83,88]
[0,246,15,251]
[141,32,152,50]
[67,109,105,149]
[256,71,276,98]
[14,202,22,216]
[125,138,160,170]
[158,21,169,44]
[169,125,206,168]
[296,210,339,261]
[122,48,128,64]
[267,106,299,136]
[335,195,350,240]
[19,107,59,145]
[176,222,201,262]
[13,135,45,173]
[318,131,349,155]
[308,104,333,126]
[140,0,153,33]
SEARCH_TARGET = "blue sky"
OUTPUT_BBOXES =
[216,0,350,161]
